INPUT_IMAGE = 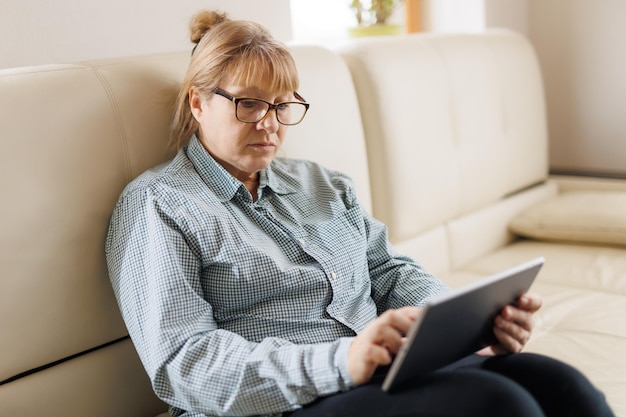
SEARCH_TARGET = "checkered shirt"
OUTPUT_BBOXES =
[105,136,449,417]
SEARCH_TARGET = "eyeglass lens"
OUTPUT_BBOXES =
[236,99,307,125]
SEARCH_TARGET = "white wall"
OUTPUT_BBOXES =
[529,0,626,176]
[484,0,528,35]
[0,0,292,69]
[424,0,626,177]
[421,0,485,33]
[420,0,529,35]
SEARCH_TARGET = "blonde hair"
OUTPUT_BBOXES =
[171,10,300,149]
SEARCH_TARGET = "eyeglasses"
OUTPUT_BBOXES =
[212,87,310,126]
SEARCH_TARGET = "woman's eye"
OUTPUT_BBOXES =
[240,100,261,110]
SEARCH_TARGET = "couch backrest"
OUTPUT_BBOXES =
[0,56,183,416]
[0,45,369,416]
[338,29,549,273]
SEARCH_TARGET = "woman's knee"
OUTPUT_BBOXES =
[439,369,544,417]
[482,353,615,417]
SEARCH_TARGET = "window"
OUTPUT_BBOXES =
[290,0,356,44]
[290,0,486,45]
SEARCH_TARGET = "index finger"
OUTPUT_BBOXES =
[379,307,421,336]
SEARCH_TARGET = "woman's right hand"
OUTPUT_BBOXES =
[347,307,422,385]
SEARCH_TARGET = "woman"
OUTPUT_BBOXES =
[106,10,615,417]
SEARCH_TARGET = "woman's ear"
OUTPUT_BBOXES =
[189,88,203,121]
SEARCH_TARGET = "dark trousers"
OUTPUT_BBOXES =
[289,353,615,417]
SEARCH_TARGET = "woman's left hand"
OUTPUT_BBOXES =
[478,292,543,356]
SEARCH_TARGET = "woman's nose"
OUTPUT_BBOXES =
[258,108,280,133]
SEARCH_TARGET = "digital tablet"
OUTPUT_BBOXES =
[381,256,544,392]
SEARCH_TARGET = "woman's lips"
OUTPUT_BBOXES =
[250,142,276,151]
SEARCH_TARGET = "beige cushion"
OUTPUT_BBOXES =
[509,191,626,246]
[338,30,548,244]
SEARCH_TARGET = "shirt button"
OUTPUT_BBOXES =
[330,271,337,280]
[298,238,306,246]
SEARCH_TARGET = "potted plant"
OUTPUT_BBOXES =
[348,0,403,37]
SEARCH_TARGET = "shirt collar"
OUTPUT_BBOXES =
[186,135,298,201]
[259,162,298,196]
[187,135,243,202]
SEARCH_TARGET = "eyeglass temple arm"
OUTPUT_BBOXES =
[294,91,308,104]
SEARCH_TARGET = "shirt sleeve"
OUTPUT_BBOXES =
[105,187,354,416]
[361,207,450,312]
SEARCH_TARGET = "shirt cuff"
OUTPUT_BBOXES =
[334,337,356,390]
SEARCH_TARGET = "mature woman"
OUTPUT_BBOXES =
[106,10,615,417]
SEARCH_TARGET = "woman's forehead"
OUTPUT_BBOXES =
[222,81,297,102]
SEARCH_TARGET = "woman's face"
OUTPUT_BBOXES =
[190,84,292,184]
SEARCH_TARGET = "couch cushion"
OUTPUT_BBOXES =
[0,55,182,413]
[510,191,626,246]
[440,239,626,415]
[0,64,134,381]
[0,340,166,417]
[395,181,558,276]
[338,30,548,245]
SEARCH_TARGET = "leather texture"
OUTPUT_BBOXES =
[0,30,624,416]
[338,30,549,243]
[510,190,626,246]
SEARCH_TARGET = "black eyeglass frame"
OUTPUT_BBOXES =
[212,87,310,126]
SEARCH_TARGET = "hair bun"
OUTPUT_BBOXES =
[189,10,228,44]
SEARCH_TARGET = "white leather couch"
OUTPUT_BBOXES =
[1,29,624,416]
